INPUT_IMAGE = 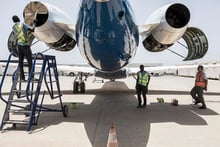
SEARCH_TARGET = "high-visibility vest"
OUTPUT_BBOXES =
[13,23,30,45]
[138,71,149,86]
[195,71,206,87]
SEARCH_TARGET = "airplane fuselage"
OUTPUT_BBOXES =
[76,0,139,72]
[19,0,208,79]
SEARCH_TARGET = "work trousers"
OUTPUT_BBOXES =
[17,45,32,80]
[136,84,148,106]
[190,86,206,107]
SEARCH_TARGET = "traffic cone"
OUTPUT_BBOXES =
[107,124,118,147]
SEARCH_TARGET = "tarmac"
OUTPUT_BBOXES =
[0,75,220,147]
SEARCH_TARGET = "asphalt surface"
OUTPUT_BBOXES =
[0,75,220,147]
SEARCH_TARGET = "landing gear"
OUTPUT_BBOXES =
[73,72,87,93]
[73,81,85,93]
[63,105,68,117]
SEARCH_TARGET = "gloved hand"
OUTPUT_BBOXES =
[33,19,37,24]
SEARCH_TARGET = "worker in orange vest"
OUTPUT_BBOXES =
[190,65,208,109]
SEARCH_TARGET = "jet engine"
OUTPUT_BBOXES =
[23,1,76,51]
[141,3,208,60]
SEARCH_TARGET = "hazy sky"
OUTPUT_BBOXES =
[0,0,219,65]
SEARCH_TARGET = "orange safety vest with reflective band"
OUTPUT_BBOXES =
[138,72,149,86]
[195,71,206,87]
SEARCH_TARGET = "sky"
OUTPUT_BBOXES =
[0,0,219,65]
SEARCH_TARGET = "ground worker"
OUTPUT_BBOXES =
[12,15,35,81]
[136,64,150,108]
[190,65,208,109]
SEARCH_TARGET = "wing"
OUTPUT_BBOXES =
[128,64,220,79]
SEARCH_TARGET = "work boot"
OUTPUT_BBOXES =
[193,101,200,105]
[136,105,142,108]
[199,106,206,109]
[21,78,26,82]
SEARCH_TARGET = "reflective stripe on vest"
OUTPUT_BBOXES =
[13,23,26,44]
[195,71,206,87]
[138,72,149,86]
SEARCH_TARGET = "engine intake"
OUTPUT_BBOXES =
[23,1,48,27]
[166,3,190,28]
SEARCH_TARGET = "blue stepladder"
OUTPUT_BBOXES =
[0,52,68,132]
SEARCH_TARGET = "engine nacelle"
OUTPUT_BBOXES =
[142,3,190,52]
[23,1,76,51]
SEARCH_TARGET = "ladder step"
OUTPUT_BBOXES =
[17,95,28,99]
[15,78,41,83]
[48,63,56,67]
[32,71,41,74]
[23,63,30,67]
[16,80,27,83]
[53,95,62,99]
[3,120,28,125]
[8,109,31,114]
[10,99,29,103]
[13,90,36,94]
[46,80,58,83]
[30,79,40,82]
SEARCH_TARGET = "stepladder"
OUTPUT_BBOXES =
[0,53,68,132]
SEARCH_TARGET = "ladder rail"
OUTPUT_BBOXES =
[42,56,65,116]
[51,58,65,110]
[24,53,46,131]
[43,56,62,100]
[44,67,55,99]
[25,52,45,105]
[0,54,17,103]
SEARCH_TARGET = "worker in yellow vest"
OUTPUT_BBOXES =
[190,65,208,109]
[136,65,150,108]
[12,15,35,81]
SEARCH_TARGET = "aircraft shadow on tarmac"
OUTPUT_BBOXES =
[2,81,219,147]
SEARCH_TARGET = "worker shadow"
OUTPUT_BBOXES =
[29,81,218,147]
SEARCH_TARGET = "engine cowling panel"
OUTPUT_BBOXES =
[182,27,208,61]
[23,1,76,51]
[142,3,190,52]
[142,34,173,52]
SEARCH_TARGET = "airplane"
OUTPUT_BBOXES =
[7,0,208,93]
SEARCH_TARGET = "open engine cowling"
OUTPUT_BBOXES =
[182,27,208,61]
[142,3,190,52]
[142,3,208,60]
[23,1,76,51]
